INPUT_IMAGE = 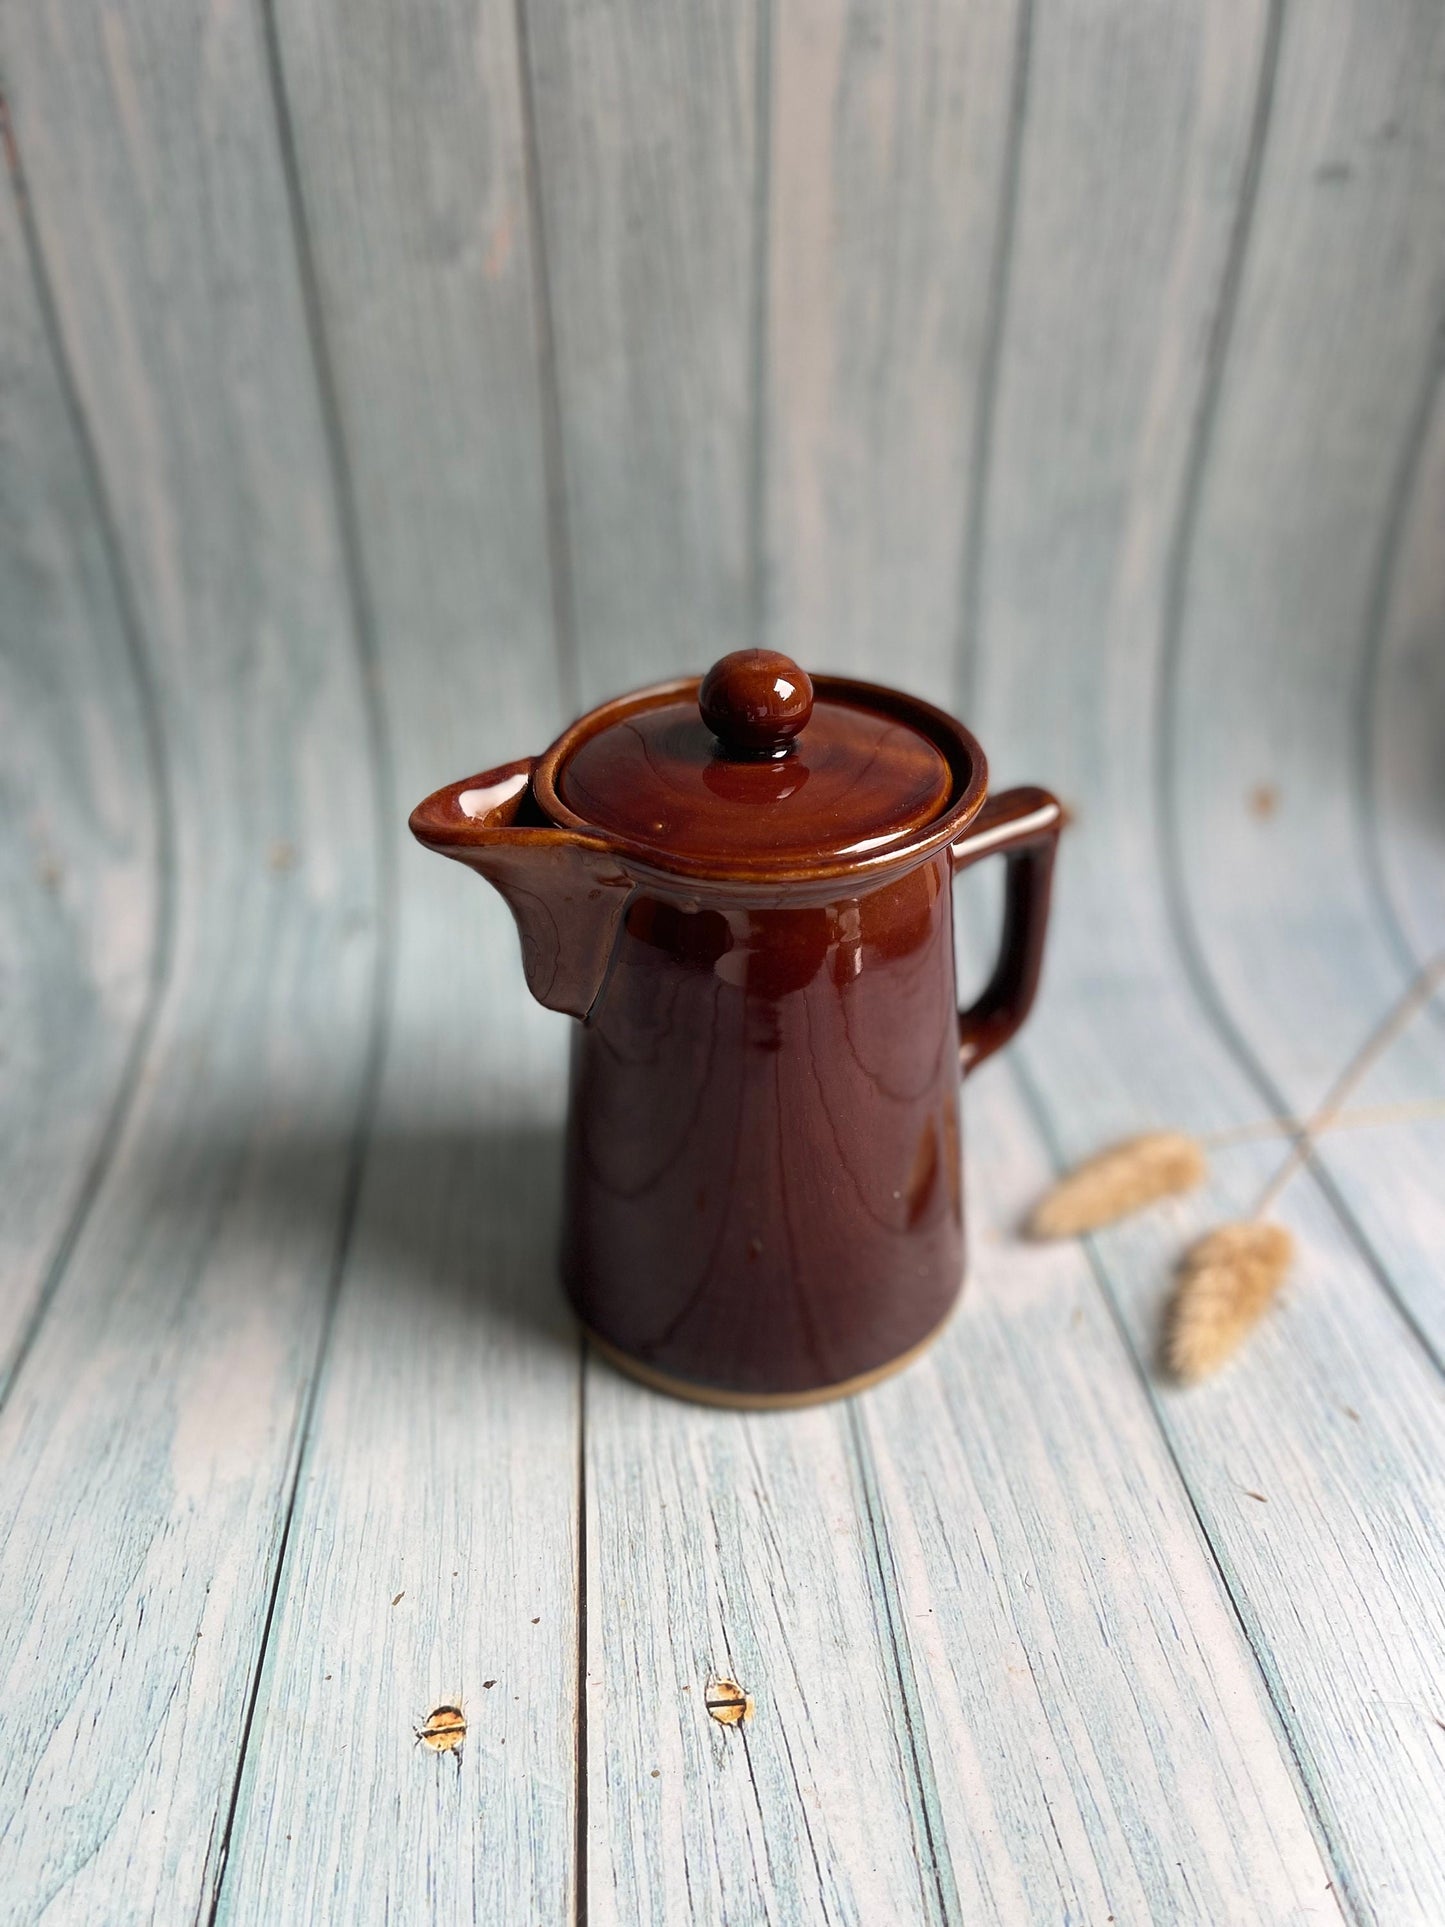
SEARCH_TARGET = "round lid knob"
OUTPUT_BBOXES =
[699,650,814,760]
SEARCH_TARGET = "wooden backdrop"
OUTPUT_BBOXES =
[2,0,1443,1921]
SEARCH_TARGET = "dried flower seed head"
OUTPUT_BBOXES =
[1026,1132,1207,1239]
[1166,1222,1294,1383]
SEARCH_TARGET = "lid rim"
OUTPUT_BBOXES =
[533,673,988,887]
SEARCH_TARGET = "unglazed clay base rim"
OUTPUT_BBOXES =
[582,1300,959,1411]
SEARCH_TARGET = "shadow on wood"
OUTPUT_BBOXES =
[124,1104,579,1369]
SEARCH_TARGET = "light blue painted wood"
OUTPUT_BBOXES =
[967,2,1445,1913]
[0,3,380,1919]
[1369,364,1445,965]
[0,154,162,1382]
[761,0,1023,698]
[215,1,581,1916]
[523,0,760,697]
[583,1363,956,1927]
[863,1064,1337,1924]
[1335,343,1445,1379]
[1166,0,1445,1361]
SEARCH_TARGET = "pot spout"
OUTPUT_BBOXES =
[409,757,634,1021]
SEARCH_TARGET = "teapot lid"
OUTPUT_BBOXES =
[535,650,983,879]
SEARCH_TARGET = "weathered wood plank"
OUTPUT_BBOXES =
[864,1063,1339,1924]
[762,0,1022,695]
[1367,364,1445,964]
[523,0,760,695]
[0,4,379,1919]
[1334,368,1445,1368]
[214,1,580,1915]
[0,154,161,1380]
[583,1366,954,1927]
[216,1011,579,1927]
[967,1,1445,1911]
[1080,1138,1445,1927]
[1165,0,1445,1359]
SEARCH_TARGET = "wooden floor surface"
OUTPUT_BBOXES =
[2,0,1444,1921]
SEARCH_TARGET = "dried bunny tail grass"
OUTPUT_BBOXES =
[1165,1222,1294,1383]
[1026,1131,1207,1239]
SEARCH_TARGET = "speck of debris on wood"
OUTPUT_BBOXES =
[392,1591,405,1606]
[482,1679,496,1689]
[1244,1489,1268,1504]
[705,1677,754,1727]
[1342,1406,1360,1422]
[417,1705,466,1752]
[650,1769,660,1779]
[1247,783,1280,819]
[531,1616,540,1624]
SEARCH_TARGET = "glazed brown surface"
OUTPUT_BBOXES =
[557,696,950,866]
[562,856,965,1396]
[697,647,814,756]
[408,758,635,1021]
[410,659,1062,1401]
[533,671,987,886]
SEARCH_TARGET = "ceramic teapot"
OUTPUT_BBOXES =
[411,650,1062,1408]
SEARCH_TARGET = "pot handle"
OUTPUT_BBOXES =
[951,786,1064,1076]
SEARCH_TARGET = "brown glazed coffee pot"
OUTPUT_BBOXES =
[411,651,1062,1408]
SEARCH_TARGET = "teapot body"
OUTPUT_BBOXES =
[410,657,1062,1408]
[562,855,963,1404]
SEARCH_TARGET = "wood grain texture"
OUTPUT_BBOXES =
[863,1065,1338,1925]
[583,1363,954,1926]
[762,0,1022,696]
[0,154,162,1381]
[0,3,380,1919]
[523,0,760,697]
[1076,1140,1445,1927]
[968,1,1445,1912]
[215,2,581,1916]
[1367,360,1445,965]
[1343,335,1445,1374]
[1165,0,1445,1359]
